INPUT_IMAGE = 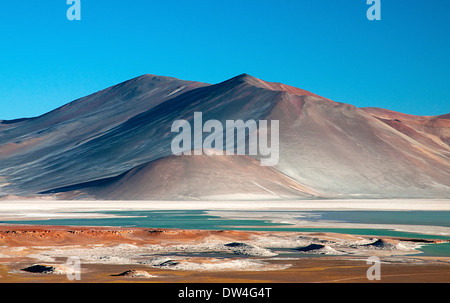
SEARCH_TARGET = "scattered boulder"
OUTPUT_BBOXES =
[224,242,277,257]
[362,239,399,250]
[22,264,56,274]
[21,264,75,275]
[158,260,179,267]
[295,244,326,252]
[294,244,343,255]
[112,270,155,278]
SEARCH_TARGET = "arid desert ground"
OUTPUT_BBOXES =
[0,200,449,283]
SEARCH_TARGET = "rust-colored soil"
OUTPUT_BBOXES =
[0,225,449,283]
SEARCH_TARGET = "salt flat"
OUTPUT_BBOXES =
[1,225,449,283]
[1,199,449,237]
[1,201,449,283]
[0,199,449,218]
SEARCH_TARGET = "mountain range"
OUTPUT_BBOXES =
[0,73,449,200]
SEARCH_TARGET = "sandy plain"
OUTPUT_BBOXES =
[0,199,449,283]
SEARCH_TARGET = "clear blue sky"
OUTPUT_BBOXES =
[1,0,449,120]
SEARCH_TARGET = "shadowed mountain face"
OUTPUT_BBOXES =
[0,73,449,200]
[49,154,320,200]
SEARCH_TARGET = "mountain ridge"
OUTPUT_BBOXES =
[0,73,449,200]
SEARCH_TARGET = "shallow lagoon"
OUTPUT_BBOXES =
[2,210,450,256]
[1,210,449,238]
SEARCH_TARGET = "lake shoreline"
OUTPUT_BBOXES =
[1,199,449,283]
[1,199,450,215]
[0,224,449,283]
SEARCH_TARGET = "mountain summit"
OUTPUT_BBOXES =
[0,74,449,200]
[222,73,322,97]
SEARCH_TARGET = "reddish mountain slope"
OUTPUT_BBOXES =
[0,74,449,199]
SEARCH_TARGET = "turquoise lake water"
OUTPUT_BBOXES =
[2,210,449,256]
[1,210,449,239]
